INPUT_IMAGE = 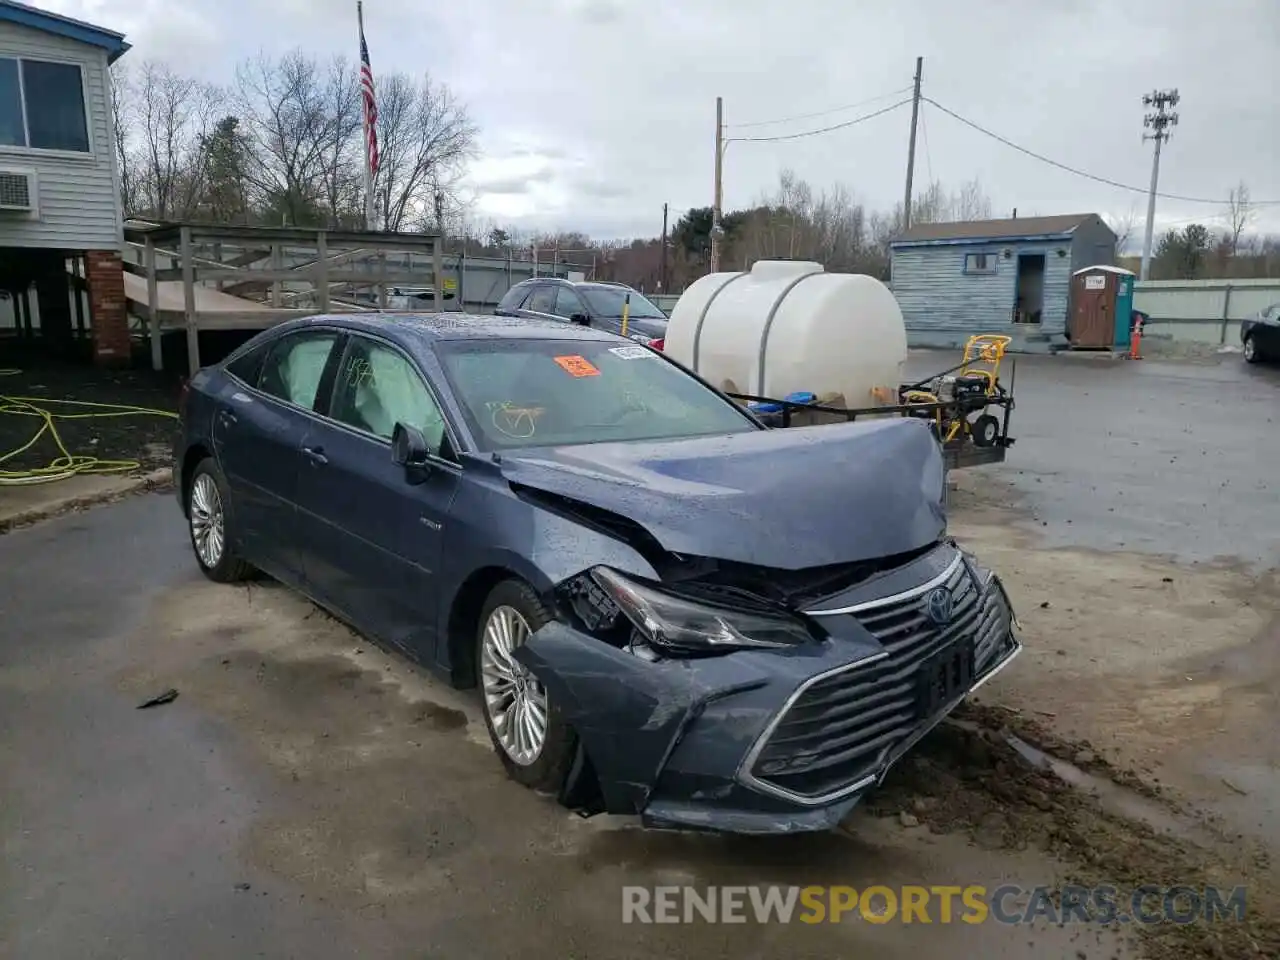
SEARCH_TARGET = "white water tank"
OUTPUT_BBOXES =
[665,260,908,408]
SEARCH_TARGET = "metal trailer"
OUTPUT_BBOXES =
[724,358,1017,471]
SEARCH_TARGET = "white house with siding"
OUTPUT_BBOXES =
[889,214,1117,352]
[0,0,131,363]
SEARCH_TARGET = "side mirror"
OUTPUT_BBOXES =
[391,422,432,484]
[569,312,590,325]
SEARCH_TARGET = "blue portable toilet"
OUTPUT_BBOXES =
[1070,265,1136,350]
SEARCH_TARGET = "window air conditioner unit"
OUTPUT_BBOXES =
[0,168,38,217]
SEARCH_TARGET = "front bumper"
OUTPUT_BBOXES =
[516,545,1021,835]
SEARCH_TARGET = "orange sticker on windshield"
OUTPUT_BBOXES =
[553,355,600,377]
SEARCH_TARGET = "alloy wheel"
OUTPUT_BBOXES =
[1243,336,1256,362]
[481,605,548,766]
[190,473,225,569]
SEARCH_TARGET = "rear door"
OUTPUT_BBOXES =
[213,329,343,583]
[293,333,460,660]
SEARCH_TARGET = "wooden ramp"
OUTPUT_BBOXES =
[122,271,277,327]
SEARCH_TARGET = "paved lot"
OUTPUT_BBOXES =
[1,353,1276,959]
[906,351,1280,567]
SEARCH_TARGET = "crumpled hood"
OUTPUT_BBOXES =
[499,418,947,570]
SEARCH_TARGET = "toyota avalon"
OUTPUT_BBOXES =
[174,313,1021,834]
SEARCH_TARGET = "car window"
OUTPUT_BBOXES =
[553,286,587,319]
[258,332,339,410]
[330,337,447,452]
[225,341,269,386]
[436,337,758,450]
[578,286,667,320]
[525,285,557,314]
[497,285,531,312]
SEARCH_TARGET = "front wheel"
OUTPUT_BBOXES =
[1243,334,1261,364]
[476,579,577,793]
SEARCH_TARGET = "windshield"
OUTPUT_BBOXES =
[577,286,668,320]
[436,338,758,450]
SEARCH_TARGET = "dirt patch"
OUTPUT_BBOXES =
[946,473,1280,833]
[0,362,180,478]
[861,703,1280,959]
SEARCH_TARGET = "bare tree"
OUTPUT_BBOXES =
[134,61,222,219]
[234,50,337,226]
[374,71,478,233]
[316,55,364,227]
[1106,204,1140,254]
[108,64,139,216]
[1226,180,1254,255]
[951,177,992,221]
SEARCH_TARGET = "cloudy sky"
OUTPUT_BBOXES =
[43,0,1280,242]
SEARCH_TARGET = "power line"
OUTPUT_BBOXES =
[729,98,912,144]
[923,96,1280,206]
[725,86,914,130]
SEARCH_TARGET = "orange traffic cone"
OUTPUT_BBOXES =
[1130,326,1143,360]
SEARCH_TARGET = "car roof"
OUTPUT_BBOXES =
[513,277,637,292]
[277,311,625,345]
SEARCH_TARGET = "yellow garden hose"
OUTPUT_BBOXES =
[0,368,179,486]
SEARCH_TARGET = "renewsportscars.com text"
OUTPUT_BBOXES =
[621,884,1248,926]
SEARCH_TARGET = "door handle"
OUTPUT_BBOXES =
[302,445,328,466]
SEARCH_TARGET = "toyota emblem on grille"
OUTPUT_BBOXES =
[926,587,954,625]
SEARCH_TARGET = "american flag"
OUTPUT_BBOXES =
[359,21,379,176]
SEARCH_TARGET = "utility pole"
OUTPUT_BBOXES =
[710,96,724,273]
[902,56,923,230]
[1139,88,1179,281]
[660,202,669,293]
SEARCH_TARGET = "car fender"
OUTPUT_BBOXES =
[513,623,713,813]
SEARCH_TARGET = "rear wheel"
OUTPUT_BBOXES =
[1243,334,1261,364]
[186,458,253,583]
[477,579,577,793]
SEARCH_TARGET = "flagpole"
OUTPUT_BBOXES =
[358,0,375,231]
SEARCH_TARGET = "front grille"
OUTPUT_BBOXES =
[749,556,1006,802]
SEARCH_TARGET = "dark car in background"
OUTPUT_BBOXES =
[496,278,669,345]
[1242,303,1280,364]
[173,312,1020,834]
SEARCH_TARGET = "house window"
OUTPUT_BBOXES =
[963,253,998,275]
[0,57,90,153]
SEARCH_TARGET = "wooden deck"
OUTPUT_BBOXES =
[122,221,443,376]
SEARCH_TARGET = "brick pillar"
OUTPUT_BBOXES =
[86,249,130,366]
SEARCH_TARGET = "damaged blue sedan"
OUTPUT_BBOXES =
[174,312,1021,834]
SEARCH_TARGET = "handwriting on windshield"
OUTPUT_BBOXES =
[486,400,543,439]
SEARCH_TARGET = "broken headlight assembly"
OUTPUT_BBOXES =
[962,551,1021,630]
[558,566,819,657]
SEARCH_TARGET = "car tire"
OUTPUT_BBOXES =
[1243,334,1261,364]
[971,414,1000,447]
[476,579,577,794]
[186,457,254,583]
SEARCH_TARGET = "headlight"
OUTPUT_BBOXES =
[584,567,816,655]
